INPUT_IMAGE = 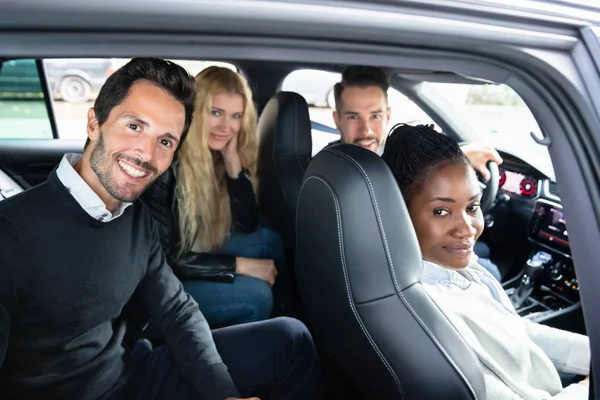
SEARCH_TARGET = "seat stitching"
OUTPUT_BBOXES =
[326,148,479,400]
[297,175,405,397]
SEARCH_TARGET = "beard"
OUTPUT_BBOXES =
[89,131,159,202]
[349,135,385,155]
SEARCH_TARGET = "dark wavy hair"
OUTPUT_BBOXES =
[333,66,390,112]
[86,57,196,149]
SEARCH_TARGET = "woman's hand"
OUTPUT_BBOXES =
[236,257,278,286]
[221,136,242,179]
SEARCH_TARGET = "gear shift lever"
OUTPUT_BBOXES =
[510,259,544,309]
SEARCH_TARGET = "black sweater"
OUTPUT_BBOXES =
[0,171,239,400]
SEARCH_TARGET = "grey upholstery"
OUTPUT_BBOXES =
[295,143,486,399]
[257,91,312,253]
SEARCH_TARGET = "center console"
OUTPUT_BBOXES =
[505,199,581,324]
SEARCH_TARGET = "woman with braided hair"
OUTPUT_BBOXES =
[381,124,590,399]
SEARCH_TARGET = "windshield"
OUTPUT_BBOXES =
[422,82,554,177]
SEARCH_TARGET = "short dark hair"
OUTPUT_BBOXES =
[381,124,471,203]
[86,58,196,149]
[333,66,390,112]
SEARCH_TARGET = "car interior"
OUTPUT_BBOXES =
[0,55,588,398]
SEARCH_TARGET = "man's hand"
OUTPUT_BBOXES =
[236,257,278,286]
[460,143,503,181]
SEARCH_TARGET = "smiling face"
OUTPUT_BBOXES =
[206,92,244,151]
[333,85,391,153]
[408,161,484,270]
[83,80,185,209]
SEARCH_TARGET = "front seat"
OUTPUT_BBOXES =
[295,143,486,399]
[256,91,312,254]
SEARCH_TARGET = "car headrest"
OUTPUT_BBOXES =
[298,143,423,296]
[295,143,485,399]
[257,91,312,159]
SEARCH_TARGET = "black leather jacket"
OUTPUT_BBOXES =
[141,166,260,283]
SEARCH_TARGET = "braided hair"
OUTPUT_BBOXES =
[381,124,471,204]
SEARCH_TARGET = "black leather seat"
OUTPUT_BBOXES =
[295,143,486,399]
[256,91,312,254]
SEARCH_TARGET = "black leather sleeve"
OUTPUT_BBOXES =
[173,252,236,282]
[226,170,259,233]
[142,167,237,283]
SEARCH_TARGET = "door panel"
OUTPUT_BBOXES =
[0,138,84,187]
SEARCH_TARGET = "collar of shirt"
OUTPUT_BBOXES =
[422,260,473,290]
[422,259,509,307]
[55,153,132,222]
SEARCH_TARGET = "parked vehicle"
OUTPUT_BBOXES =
[0,58,119,103]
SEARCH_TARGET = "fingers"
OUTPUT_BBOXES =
[486,147,503,165]
[267,261,277,286]
[492,152,503,165]
[265,270,275,287]
[477,164,491,181]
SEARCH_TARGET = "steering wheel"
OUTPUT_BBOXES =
[480,161,499,215]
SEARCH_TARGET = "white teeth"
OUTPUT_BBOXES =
[358,140,375,146]
[118,160,147,178]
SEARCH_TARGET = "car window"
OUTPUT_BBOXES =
[282,69,437,155]
[421,82,552,176]
[0,59,54,139]
[47,58,236,139]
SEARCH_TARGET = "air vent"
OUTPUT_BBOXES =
[549,181,560,198]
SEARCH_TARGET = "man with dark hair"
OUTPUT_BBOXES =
[330,65,502,280]
[330,66,502,181]
[0,58,321,400]
[331,66,392,154]
[83,57,196,151]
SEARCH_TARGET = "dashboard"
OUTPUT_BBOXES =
[494,153,568,257]
[529,199,570,256]
[499,168,539,199]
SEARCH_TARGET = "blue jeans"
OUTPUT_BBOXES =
[474,241,502,281]
[100,318,323,400]
[182,227,285,328]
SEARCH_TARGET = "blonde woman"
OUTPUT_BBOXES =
[143,66,284,328]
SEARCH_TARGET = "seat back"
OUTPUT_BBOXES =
[295,143,486,399]
[257,91,312,253]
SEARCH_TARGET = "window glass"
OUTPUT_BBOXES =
[0,59,53,139]
[422,82,552,175]
[47,59,236,139]
[282,69,437,155]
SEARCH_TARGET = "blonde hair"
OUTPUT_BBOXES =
[175,66,258,255]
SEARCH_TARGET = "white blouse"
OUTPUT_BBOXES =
[421,260,590,399]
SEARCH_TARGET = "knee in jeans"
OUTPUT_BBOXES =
[257,228,286,265]
[245,278,274,320]
[255,228,284,250]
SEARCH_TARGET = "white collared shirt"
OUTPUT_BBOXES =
[421,259,505,307]
[421,259,590,399]
[56,153,132,222]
